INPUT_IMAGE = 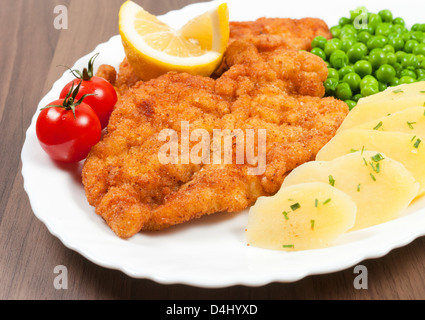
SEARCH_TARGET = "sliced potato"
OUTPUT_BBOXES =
[337,81,425,132]
[354,106,425,137]
[246,182,357,251]
[282,151,419,230]
[316,129,425,196]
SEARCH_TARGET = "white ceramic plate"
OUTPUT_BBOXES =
[22,0,425,288]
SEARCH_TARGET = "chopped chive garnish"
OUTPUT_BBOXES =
[350,148,359,153]
[411,135,417,142]
[361,145,365,154]
[373,121,383,130]
[290,203,300,211]
[393,89,404,93]
[407,121,416,129]
[363,157,368,166]
[315,198,319,208]
[288,198,294,201]
[369,161,380,173]
[329,175,335,186]
[282,211,289,220]
[370,173,376,181]
[420,91,425,93]
[282,244,294,249]
[357,184,361,192]
[371,153,384,162]
[310,219,315,230]
[414,138,422,149]
[322,198,331,205]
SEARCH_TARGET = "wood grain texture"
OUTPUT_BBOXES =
[2,0,425,300]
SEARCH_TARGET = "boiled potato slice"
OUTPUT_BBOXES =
[337,81,425,132]
[354,106,425,138]
[282,151,419,231]
[316,129,425,196]
[246,182,356,251]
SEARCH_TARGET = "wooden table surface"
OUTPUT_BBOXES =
[2,0,425,300]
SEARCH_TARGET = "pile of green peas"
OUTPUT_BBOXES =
[310,7,425,110]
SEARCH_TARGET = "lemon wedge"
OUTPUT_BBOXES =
[119,1,229,80]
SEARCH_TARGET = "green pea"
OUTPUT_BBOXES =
[339,17,352,26]
[375,64,396,84]
[324,39,342,57]
[401,54,420,69]
[392,62,404,77]
[392,17,405,26]
[367,35,387,50]
[352,93,363,102]
[404,40,419,53]
[418,75,425,81]
[392,24,407,34]
[311,47,327,60]
[386,52,397,65]
[420,24,425,33]
[324,78,339,95]
[330,26,342,38]
[382,44,394,53]
[361,85,379,97]
[417,55,425,63]
[411,31,425,42]
[413,44,425,56]
[327,68,339,80]
[345,99,357,111]
[311,36,328,50]
[399,76,416,84]
[378,81,387,92]
[343,72,362,93]
[335,82,352,100]
[416,68,425,79]
[378,9,393,23]
[412,23,422,31]
[354,60,373,77]
[368,49,388,70]
[357,31,372,44]
[368,13,382,33]
[396,51,407,63]
[347,42,368,62]
[401,31,412,42]
[375,23,393,37]
[341,38,357,52]
[400,69,417,80]
[388,37,405,51]
[338,65,355,79]
[340,29,358,40]
[330,50,349,69]
[360,75,379,91]
[341,23,356,33]
[390,77,400,86]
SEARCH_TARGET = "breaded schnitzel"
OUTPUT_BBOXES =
[83,39,348,238]
[229,17,331,51]
[105,17,332,93]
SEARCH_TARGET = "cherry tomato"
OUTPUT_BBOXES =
[59,53,117,129]
[36,83,101,163]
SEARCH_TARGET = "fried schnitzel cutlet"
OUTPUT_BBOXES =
[105,17,332,94]
[229,17,331,51]
[82,36,348,238]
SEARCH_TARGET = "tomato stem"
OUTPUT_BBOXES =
[57,52,100,81]
[40,81,96,119]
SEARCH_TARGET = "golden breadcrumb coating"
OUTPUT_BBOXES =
[83,38,348,238]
